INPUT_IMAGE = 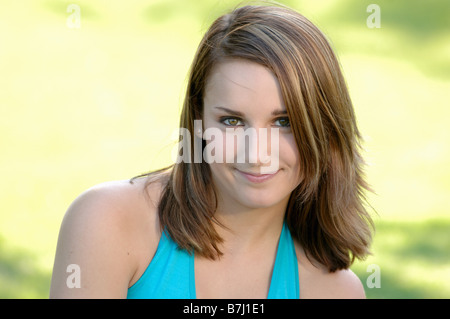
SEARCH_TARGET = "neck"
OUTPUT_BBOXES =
[212,195,289,256]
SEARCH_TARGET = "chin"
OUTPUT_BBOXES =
[235,189,288,210]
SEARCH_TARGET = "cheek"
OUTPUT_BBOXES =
[208,162,236,195]
[280,135,302,174]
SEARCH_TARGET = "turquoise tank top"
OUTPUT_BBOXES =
[127,222,299,299]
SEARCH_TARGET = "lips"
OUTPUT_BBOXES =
[236,169,279,183]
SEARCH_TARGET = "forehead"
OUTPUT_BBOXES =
[203,59,285,112]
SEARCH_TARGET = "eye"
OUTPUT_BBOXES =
[221,117,244,126]
[274,117,290,127]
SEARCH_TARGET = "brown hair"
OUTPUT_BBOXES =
[134,3,374,272]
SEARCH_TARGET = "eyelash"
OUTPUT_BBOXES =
[219,116,290,128]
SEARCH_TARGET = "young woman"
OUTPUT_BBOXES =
[50,4,374,299]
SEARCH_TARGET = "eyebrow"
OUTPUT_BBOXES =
[214,106,288,117]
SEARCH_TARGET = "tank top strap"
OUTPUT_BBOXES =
[127,229,196,299]
[267,222,300,298]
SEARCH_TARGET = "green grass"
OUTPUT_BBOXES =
[0,0,449,298]
[352,218,450,298]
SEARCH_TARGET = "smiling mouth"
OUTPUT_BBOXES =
[235,169,279,183]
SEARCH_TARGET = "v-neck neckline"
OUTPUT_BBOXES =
[189,222,298,299]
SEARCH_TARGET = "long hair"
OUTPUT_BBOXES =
[135,4,374,272]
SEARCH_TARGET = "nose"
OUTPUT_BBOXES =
[226,127,279,172]
[247,127,270,166]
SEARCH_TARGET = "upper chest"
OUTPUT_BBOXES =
[194,252,276,298]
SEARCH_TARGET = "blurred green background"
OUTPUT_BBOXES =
[0,0,449,298]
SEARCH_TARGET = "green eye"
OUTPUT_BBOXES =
[221,117,243,126]
[275,117,290,127]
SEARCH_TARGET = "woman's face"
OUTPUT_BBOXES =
[202,59,302,210]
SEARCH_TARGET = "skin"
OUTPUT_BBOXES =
[49,60,366,299]
[195,59,302,298]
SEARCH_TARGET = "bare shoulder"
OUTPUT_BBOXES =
[60,177,164,251]
[66,177,163,229]
[321,268,366,299]
[50,175,165,298]
[294,242,366,299]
